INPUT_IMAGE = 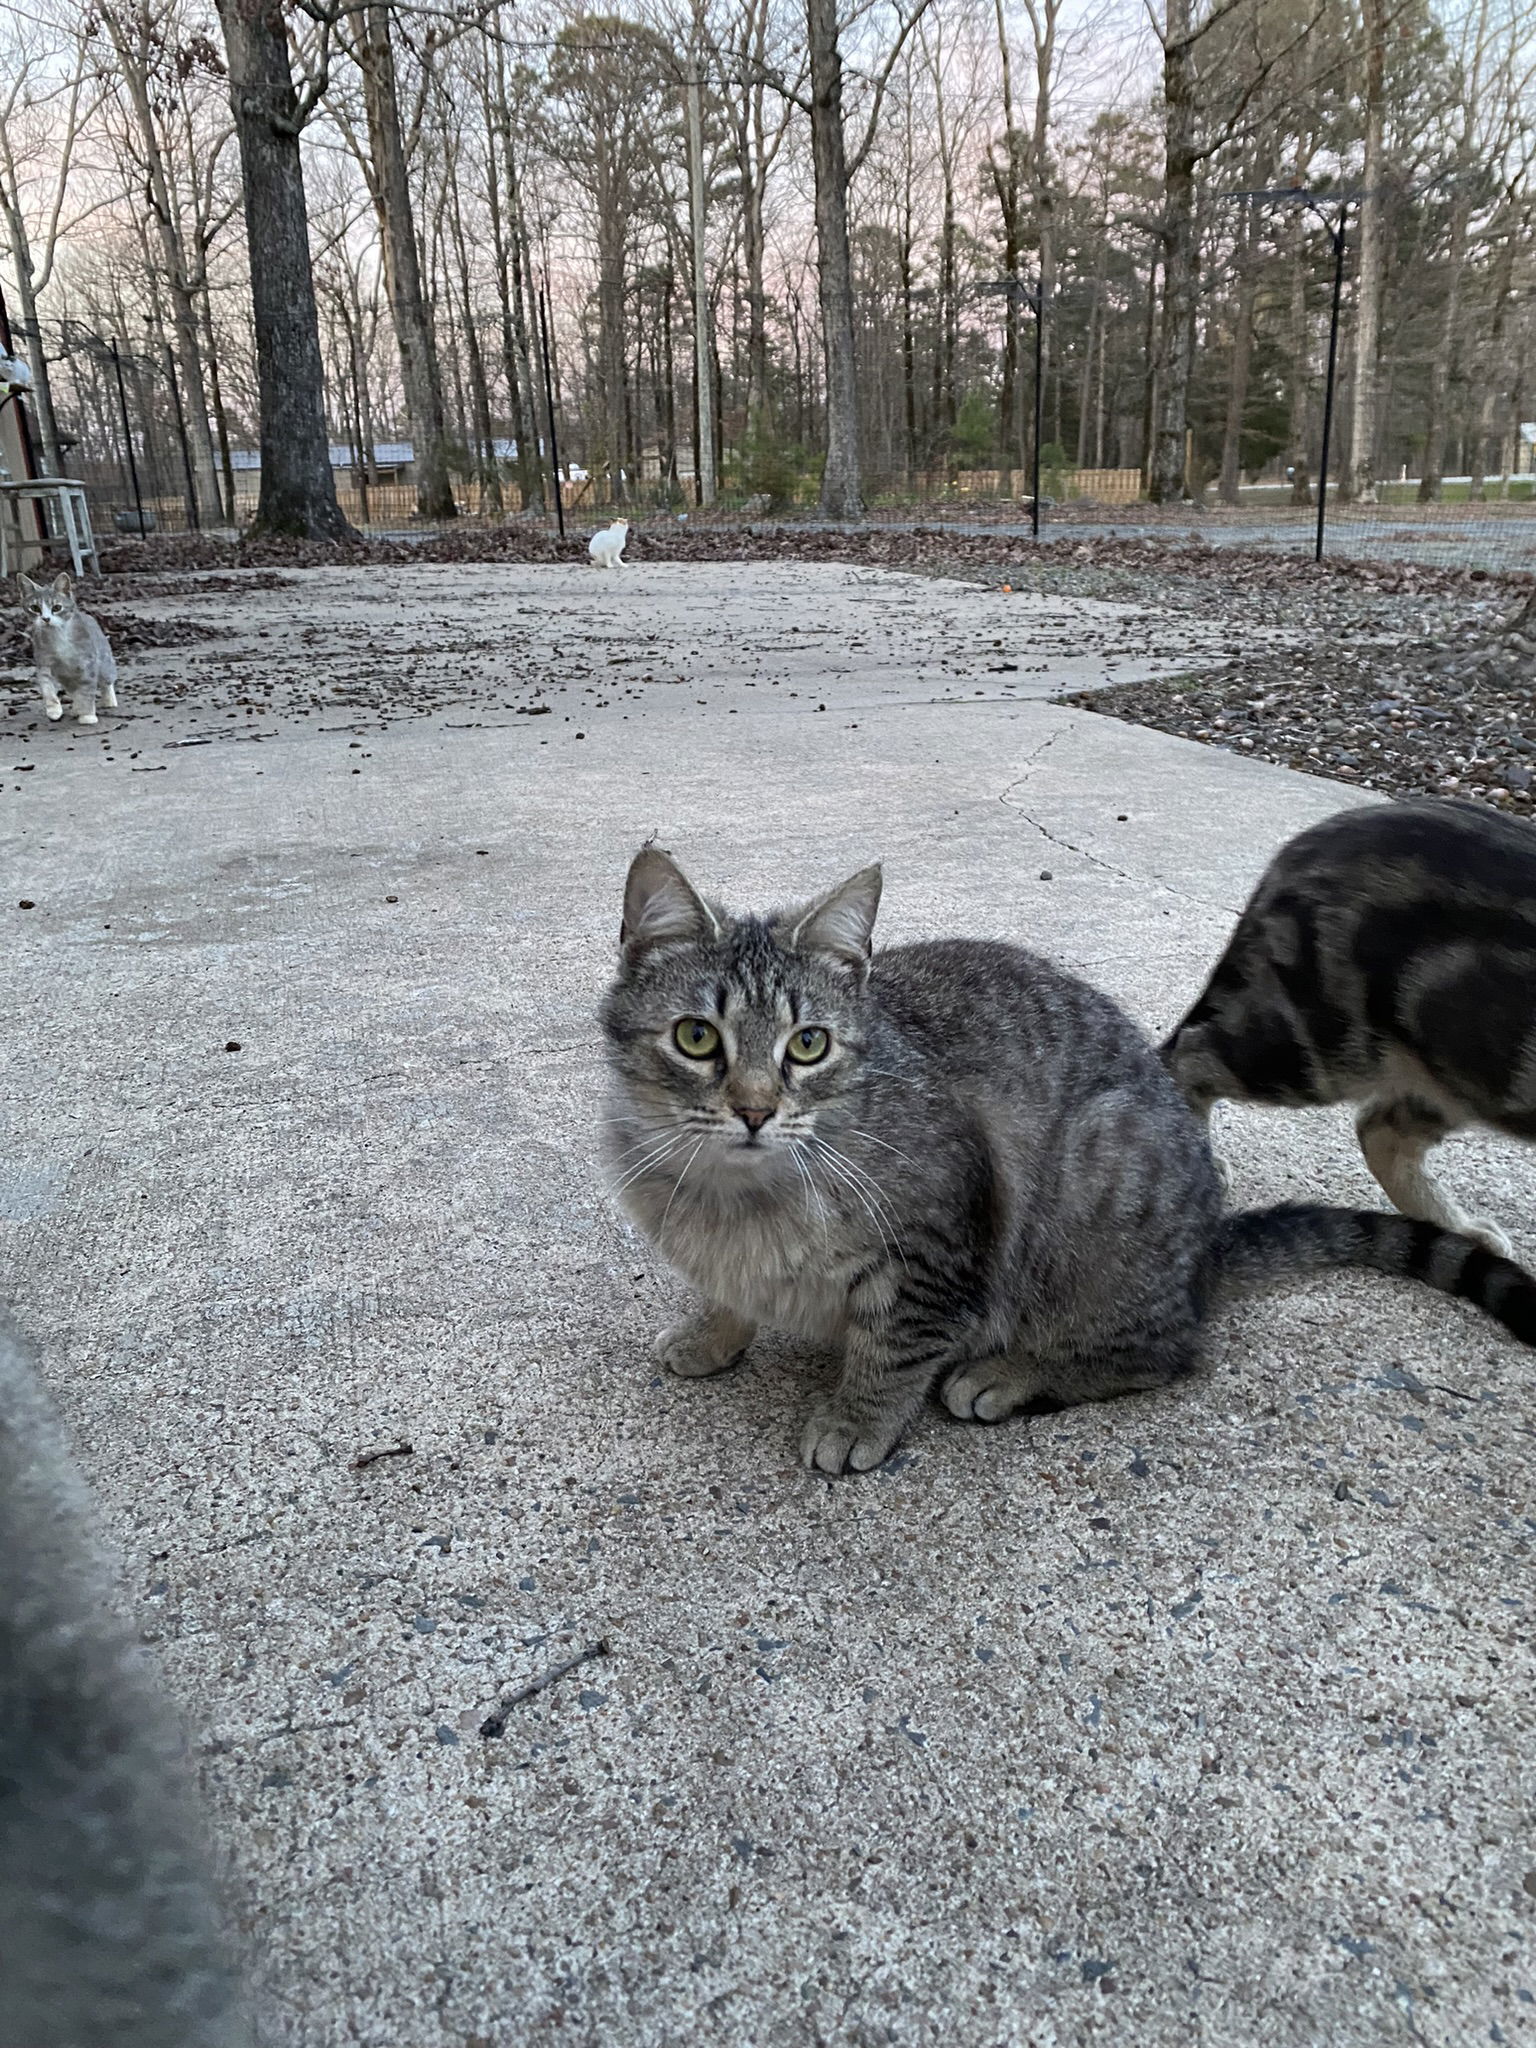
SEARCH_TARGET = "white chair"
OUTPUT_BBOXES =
[0,478,101,581]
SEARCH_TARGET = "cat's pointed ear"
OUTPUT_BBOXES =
[787,864,882,974]
[51,572,72,598]
[16,573,38,603]
[621,846,719,958]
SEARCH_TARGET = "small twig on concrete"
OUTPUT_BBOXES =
[349,1441,414,1470]
[479,1640,610,1738]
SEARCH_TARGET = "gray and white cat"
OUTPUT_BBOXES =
[18,570,118,725]
[0,1315,249,2045]
[601,848,1536,1475]
[1163,798,1536,1258]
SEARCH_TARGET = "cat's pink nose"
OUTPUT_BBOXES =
[735,1106,774,1133]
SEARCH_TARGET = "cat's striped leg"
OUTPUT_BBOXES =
[806,1261,974,1474]
[37,676,63,721]
[654,1305,755,1379]
[1356,1095,1513,1259]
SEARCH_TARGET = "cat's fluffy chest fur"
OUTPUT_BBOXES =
[623,1165,857,1342]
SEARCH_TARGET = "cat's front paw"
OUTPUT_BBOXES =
[799,1407,902,1476]
[653,1314,751,1379]
[45,704,62,721]
[78,712,98,725]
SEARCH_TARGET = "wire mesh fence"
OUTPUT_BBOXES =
[72,466,1536,578]
[23,318,1534,578]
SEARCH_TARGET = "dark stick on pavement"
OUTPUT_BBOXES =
[349,1441,414,1470]
[479,1640,610,1738]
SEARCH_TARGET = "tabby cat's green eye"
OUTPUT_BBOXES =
[786,1027,830,1065]
[674,1017,721,1058]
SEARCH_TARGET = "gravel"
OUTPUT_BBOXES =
[1068,645,1536,813]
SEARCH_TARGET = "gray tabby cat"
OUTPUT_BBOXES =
[600,848,1536,1475]
[0,1314,249,2046]
[1163,798,1536,1258]
[18,569,118,724]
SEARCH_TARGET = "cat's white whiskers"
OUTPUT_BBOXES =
[802,1135,904,1268]
[807,1134,899,1220]
[606,1124,689,1168]
[656,1137,708,1242]
[609,1131,693,1195]
[788,1140,831,1247]
[810,1146,908,1266]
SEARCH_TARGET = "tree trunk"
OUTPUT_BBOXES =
[597,215,629,504]
[197,285,237,522]
[1342,0,1385,503]
[1139,249,1159,485]
[483,35,541,513]
[936,152,957,440]
[1149,1,1199,503]
[216,0,357,539]
[1218,205,1254,506]
[686,50,715,507]
[662,277,678,486]
[1284,218,1312,505]
[739,3,773,439]
[899,200,917,476]
[1027,0,1057,476]
[807,0,862,521]
[991,0,1023,470]
[505,136,546,511]
[356,1,455,520]
[1417,195,1469,503]
[445,156,501,513]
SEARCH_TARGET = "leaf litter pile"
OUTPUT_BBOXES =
[1060,567,1536,815]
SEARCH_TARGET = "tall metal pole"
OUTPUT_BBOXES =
[536,288,565,539]
[686,41,716,508]
[1031,283,1044,542]
[1315,203,1349,565]
[109,338,146,536]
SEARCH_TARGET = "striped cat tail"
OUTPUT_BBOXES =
[1211,1204,1536,1346]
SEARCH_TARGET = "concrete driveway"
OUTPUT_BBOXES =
[3,561,1533,2047]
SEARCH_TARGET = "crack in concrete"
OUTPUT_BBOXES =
[998,725,1240,913]
[998,727,1136,884]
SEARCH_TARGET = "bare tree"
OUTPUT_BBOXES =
[804,0,934,519]
[215,0,357,538]
[1342,0,1385,502]
[346,1,456,518]
[94,0,231,521]
[0,31,100,472]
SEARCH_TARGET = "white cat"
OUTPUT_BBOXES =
[18,572,118,726]
[588,518,629,571]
